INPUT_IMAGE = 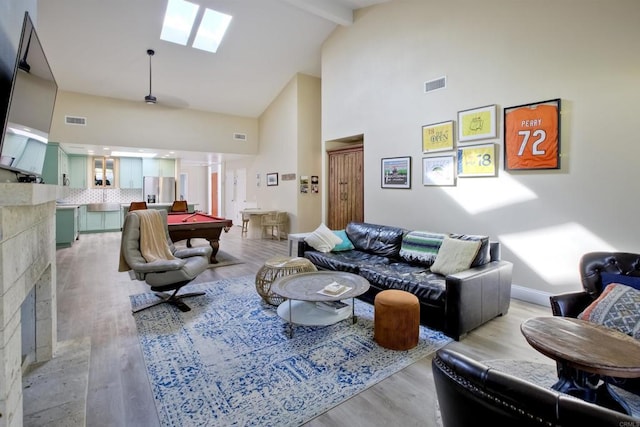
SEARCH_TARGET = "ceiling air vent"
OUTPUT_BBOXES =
[65,115,87,126]
[233,132,247,141]
[424,76,447,93]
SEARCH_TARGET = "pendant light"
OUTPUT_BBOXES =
[145,49,157,104]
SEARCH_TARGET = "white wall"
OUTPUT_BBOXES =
[321,0,640,297]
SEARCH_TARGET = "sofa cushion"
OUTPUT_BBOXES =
[601,272,640,291]
[305,223,343,253]
[359,263,447,304]
[578,283,640,339]
[303,249,393,273]
[399,231,448,267]
[331,229,355,252]
[450,233,490,267]
[345,222,405,258]
[430,237,481,276]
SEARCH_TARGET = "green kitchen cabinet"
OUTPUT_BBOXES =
[55,206,79,248]
[119,157,143,188]
[42,143,69,186]
[83,209,122,232]
[142,158,175,177]
[68,155,87,188]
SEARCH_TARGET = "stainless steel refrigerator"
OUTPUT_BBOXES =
[143,176,176,204]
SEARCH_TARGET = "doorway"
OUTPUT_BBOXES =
[327,145,364,229]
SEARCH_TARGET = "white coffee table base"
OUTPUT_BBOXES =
[277,300,354,337]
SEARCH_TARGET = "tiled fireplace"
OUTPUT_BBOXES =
[0,184,57,427]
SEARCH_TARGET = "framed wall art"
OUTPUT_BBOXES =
[381,156,411,189]
[422,120,454,153]
[422,155,455,186]
[457,104,497,143]
[504,98,561,170]
[266,172,279,186]
[457,143,497,177]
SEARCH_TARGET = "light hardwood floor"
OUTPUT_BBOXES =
[41,225,551,426]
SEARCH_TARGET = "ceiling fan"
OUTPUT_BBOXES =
[144,49,157,104]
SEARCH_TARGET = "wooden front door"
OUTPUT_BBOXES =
[328,146,364,229]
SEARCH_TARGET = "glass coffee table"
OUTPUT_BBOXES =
[271,271,370,338]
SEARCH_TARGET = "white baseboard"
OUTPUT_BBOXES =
[511,284,552,307]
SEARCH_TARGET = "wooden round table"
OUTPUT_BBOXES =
[520,316,640,414]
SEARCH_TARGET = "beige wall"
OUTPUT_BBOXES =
[321,0,640,302]
[295,74,322,233]
[226,73,322,235]
[49,91,259,154]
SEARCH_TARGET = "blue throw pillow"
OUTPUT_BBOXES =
[332,229,355,252]
[601,272,640,291]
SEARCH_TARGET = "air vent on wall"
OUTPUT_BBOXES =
[424,76,447,93]
[65,115,87,126]
[233,132,247,141]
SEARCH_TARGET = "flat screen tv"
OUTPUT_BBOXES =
[0,12,57,180]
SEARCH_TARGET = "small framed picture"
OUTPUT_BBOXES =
[457,143,497,177]
[422,120,454,153]
[381,156,411,189]
[422,155,455,186]
[504,98,561,170]
[266,172,279,186]
[457,104,497,143]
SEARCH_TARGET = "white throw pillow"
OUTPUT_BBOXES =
[305,223,343,253]
[430,236,481,276]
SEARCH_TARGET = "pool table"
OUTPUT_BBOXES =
[167,212,233,263]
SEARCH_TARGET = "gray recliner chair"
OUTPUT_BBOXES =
[119,209,212,313]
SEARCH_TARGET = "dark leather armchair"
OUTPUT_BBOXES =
[550,252,640,317]
[432,348,638,427]
[119,209,212,313]
[549,251,640,393]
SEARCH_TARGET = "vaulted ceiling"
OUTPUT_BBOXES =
[37,0,390,119]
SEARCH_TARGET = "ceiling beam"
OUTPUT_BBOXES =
[282,0,354,26]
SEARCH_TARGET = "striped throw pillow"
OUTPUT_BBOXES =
[399,231,448,266]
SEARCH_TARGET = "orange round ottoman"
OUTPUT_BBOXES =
[374,289,420,350]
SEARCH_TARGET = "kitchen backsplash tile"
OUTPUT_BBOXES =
[57,188,143,205]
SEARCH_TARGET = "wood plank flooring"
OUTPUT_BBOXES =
[34,225,551,426]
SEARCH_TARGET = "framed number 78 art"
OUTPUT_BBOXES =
[504,98,561,170]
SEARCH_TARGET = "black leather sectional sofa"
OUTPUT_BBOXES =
[298,221,513,340]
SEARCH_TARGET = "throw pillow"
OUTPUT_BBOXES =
[304,223,342,253]
[399,231,448,266]
[331,229,355,252]
[600,272,640,291]
[430,236,481,276]
[578,283,640,339]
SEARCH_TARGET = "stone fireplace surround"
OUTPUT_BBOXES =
[0,183,57,427]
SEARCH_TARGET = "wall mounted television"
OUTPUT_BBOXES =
[0,12,57,180]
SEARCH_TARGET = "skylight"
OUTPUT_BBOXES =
[160,0,232,53]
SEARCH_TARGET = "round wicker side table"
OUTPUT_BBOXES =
[255,256,317,305]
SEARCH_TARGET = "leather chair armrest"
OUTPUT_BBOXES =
[128,258,186,273]
[173,246,212,259]
[549,291,593,318]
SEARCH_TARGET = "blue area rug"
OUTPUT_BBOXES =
[130,275,452,426]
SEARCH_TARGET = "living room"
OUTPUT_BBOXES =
[1,0,639,425]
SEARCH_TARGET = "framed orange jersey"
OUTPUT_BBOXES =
[504,99,561,170]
